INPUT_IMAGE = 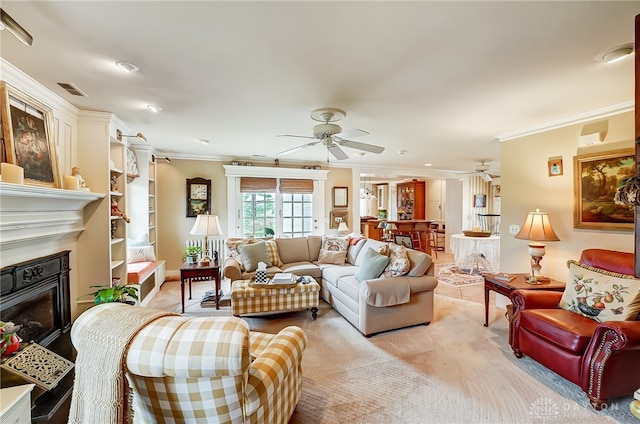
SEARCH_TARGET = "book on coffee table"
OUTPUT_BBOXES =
[272,273,294,284]
[492,273,516,282]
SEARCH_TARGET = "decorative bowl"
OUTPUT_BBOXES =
[463,230,492,238]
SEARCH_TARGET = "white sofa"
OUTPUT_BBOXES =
[223,236,438,336]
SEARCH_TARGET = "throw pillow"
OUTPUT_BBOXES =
[237,241,272,272]
[378,243,391,257]
[355,247,390,282]
[558,260,640,322]
[265,240,283,267]
[318,235,349,265]
[127,246,156,263]
[227,239,255,271]
[383,245,411,278]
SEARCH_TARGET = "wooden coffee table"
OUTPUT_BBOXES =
[483,273,565,327]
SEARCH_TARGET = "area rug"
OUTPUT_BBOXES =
[436,263,484,286]
[147,285,633,423]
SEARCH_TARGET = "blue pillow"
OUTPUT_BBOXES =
[355,248,390,282]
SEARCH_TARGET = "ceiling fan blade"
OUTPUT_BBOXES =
[333,128,369,139]
[277,134,316,140]
[336,139,385,154]
[327,144,349,160]
[277,142,319,156]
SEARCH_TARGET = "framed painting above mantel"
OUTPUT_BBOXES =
[0,82,60,188]
[573,147,635,231]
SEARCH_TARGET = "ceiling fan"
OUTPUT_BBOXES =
[276,108,385,160]
[462,160,499,182]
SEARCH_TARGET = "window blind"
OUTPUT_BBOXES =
[280,179,314,194]
[240,177,277,193]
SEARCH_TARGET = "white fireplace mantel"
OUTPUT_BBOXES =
[0,183,104,256]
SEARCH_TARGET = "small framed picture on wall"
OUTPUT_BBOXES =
[548,157,563,176]
[473,194,486,208]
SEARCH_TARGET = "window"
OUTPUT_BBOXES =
[282,193,313,237]
[240,177,314,238]
[242,192,276,238]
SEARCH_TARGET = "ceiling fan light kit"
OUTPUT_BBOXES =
[277,107,385,161]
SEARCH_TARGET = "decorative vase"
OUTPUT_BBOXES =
[187,254,198,264]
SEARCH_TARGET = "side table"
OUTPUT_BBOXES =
[483,273,565,327]
[179,261,220,313]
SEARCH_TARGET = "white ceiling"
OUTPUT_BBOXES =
[1,1,637,180]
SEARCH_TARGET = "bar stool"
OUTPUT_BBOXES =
[409,231,423,252]
[424,223,438,258]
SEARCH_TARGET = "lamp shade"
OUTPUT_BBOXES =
[515,209,559,242]
[377,221,387,229]
[337,222,349,234]
[386,223,398,231]
[190,214,222,236]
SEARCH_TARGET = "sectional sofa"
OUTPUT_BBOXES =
[223,236,438,336]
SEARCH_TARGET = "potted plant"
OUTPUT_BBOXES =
[184,245,202,264]
[77,283,139,305]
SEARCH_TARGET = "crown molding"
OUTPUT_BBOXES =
[496,102,634,142]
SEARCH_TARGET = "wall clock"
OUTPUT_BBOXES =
[186,177,211,217]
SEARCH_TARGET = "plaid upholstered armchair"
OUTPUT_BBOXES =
[70,304,307,424]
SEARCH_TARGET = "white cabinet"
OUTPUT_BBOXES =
[76,112,130,310]
[1,384,34,424]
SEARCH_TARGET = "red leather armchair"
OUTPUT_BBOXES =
[509,249,640,410]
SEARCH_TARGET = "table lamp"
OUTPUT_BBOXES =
[515,208,560,284]
[385,222,398,241]
[337,221,350,235]
[189,214,223,265]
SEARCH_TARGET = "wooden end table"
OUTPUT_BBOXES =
[483,273,565,327]
[179,261,220,313]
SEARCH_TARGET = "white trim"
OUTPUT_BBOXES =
[223,165,329,180]
[495,102,633,142]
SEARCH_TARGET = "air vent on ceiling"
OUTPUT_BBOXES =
[57,82,88,97]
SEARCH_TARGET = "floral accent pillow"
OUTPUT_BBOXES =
[318,236,349,265]
[382,245,411,278]
[558,260,640,322]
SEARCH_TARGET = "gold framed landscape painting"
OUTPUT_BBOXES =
[0,81,60,188]
[573,148,635,231]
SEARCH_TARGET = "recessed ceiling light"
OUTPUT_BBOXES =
[424,163,432,167]
[596,43,634,64]
[115,61,139,73]
[198,139,210,145]
[146,105,162,112]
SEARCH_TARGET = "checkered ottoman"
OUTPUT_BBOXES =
[231,278,320,319]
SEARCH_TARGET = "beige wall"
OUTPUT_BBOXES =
[157,160,353,273]
[500,111,635,280]
[325,167,354,231]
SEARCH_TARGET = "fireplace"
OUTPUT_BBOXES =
[1,251,74,423]
[0,251,71,348]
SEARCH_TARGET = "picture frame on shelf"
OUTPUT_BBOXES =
[332,186,348,208]
[573,148,634,231]
[548,157,563,176]
[330,210,348,229]
[0,82,60,188]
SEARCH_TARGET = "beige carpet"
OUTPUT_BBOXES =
[148,281,634,423]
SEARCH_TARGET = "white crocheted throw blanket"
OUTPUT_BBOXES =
[68,305,176,424]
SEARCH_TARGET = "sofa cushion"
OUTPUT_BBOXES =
[559,260,640,322]
[238,241,272,272]
[335,275,361,303]
[264,240,283,267]
[318,236,349,265]
[383,245,411,278]
[347,238,366,265]
[227,238,255,271]
[322,265,358,287]
[354,240,389,267]
[355,248,390,282]
[280,262,322,280]
[308,236,323,262]
[406,249,432,277]
[276,237,310,264]
[520,308,598,354]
